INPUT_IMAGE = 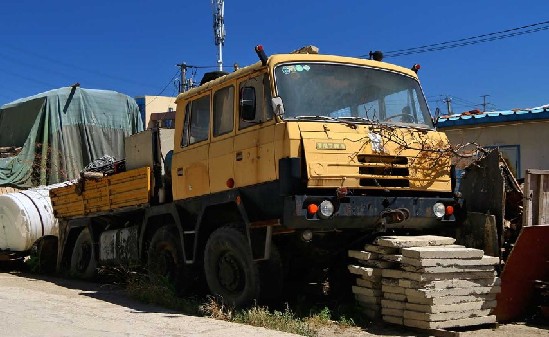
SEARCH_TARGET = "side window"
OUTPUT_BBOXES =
[239,74,273,130]
[181,103,191,147]
[180,95,210,147]
[213,86,234,137]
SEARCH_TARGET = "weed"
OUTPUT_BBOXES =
[123,270,358,337]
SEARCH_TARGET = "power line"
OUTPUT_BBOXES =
[361,20,549,58]
[2,43,155,88]
[145,70,181,107]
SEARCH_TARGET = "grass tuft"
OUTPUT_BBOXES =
[120,270,358,337]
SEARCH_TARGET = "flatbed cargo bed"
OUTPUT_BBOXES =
[50,167,151,219]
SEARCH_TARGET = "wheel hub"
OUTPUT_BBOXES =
[218,252,244,293]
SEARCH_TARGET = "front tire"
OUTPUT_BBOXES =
[70,228,96,280]
[204,227,260,308]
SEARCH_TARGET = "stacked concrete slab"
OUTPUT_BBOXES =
[349,235,501,329]
[348,244,400,319]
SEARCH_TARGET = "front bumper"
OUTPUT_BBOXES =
[283,194,457,230]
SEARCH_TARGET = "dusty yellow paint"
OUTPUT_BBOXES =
[171,52,452,201]
[49,167,151,219]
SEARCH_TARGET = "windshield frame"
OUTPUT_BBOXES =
[272,61,434,129]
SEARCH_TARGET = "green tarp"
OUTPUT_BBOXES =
[0,86,143,188]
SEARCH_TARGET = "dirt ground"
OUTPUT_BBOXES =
[0,272,547,337]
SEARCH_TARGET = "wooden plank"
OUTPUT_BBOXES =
[50,167,151,219]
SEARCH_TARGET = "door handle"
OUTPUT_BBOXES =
[177,167,184,176]
[236,152,243,161]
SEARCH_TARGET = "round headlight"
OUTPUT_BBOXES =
[318,200,335,219]
[433,202,446,218]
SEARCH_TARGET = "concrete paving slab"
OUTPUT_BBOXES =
[348,265,383,278]
[379,254,402,262]
[405,300,497,313]
[406,286,501,298]
[359,259,397,269]
[383,292,407,302]
[381,299,406,309]
[382,269,496,281]
[359,307,381,320]
[352,286,382,297]
[382,308,404,317]
[401,246,484,259]
[356,278,381,289]
[348,250,379,261]
[403,314,496,329]
[383,315,403,325]
[375,235,456,248]
[406,294,497,305]
[382,285,406,295]
[401,264,495,273]
[399,277,500,290]
[354,294,381,305]
[403,309,492,322]
[364,244,400,255]
[382,278,400,286]
[401,255,499,267]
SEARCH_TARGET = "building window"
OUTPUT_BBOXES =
[485,144,521,178]
[213,86,234,137]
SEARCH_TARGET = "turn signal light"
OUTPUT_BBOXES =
[307,204,319,215]
[445,205,454,216]
[226,178,235,188]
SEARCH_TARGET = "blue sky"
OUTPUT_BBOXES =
[1,1,548,114]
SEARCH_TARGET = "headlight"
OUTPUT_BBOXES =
[433,202,446,218]
[318,200,335,219]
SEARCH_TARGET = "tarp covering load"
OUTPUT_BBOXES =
[0,86,143,188]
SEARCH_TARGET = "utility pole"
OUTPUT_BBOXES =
[176,63,187,93]
[212,0,226,72]
[480,94,490,112]
[444,96,453,115]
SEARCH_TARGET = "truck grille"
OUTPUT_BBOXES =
[356,154,410,188]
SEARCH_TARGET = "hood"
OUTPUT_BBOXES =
[295,121,452,192]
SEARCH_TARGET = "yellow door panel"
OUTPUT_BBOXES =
[172,143,210,199]
[209,138,234,193]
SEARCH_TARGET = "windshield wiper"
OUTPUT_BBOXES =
[292,115,336,121]
[336,116,372,123]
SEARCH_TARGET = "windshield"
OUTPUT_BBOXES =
[274,62,433,128]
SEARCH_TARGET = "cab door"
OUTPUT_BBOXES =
[233,73,276,188]
[172,93,211,200]
[209,85,236,193]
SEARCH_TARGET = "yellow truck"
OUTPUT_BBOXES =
[50,47,459,307]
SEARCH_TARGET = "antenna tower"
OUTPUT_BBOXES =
[212,0,226,71]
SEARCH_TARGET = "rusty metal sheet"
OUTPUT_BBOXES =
[494,225,549,322]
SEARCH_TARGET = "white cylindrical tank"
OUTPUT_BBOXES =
[0,184,64,252]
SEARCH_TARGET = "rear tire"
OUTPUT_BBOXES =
[70,228,96,280]
[147,225,191,294]
[204,226,260,308]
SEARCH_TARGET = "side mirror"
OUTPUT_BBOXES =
[271,96,285,117]
[240,87,256,121]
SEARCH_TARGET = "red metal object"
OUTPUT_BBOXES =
[494,225,549,322]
